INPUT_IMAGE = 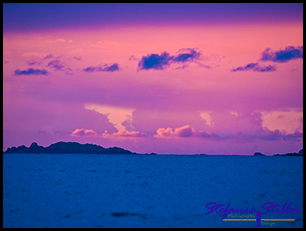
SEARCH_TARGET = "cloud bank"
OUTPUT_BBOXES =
[154,125,302,142]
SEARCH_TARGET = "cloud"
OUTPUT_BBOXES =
[47,59,65,70]
[25,54,74,75]
[43,53,54,60]
[231,46,303,72]
[137,48,204,71]
[129,55,139,62]
[154,125,196,138]
[260,46,303,63]
[174,125,195,137]
[154,127,174,138]
[257,129,303,141]
[154,125,220,139]
[27,61,39,66]
[14,68,48,75]
[153,124,303,142]
[253,65,276,72]
[101,130,146,139]
[70,128,99,137]
[219,129,303,142]
[231,62,276,72]
[112,129,146,138]
[172,48,201,63]
[46,58,73,75]
[197,130,221,139]
[83,63,120,72]
[104,63,120,72]
[137,52,173,70]
[70,128,146,139]
[282,131,303,141]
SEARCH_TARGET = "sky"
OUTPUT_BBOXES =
[3,3,303,155]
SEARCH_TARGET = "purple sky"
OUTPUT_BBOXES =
[3,3,303,154]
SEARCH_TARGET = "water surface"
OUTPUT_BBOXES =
[3,154,303,228]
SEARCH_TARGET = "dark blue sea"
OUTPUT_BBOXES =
[3,153,303,228]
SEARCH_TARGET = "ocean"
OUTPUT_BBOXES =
[3,153,303,228]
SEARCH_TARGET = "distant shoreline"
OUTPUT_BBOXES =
[3,141,303,156]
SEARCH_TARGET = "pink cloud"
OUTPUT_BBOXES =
[174,125,195,137]
[154,127,174,138]
[112,129,147,138]
[71,128,146,139]
[153,124,303,143]
[154,125,196,138]
[70,128,99,137]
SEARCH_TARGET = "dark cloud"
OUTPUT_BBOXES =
[282,131,303,141]
[83,67,96,72]
[172,48,201,63]
[231,62,276,72]
[232,62,258,71]
[14,68,48,75]
[248,129,303,141]
[224,129,303,142]
[253,65,276,72]
[104,63,120,72]
[83,63,120,72]
[137,48,203,71]
[260,46,303,63]
[47,59,65,70]
[46,58,73,75]
[137,52,173,70]
[197,131,221,139]
[26,55,74,75]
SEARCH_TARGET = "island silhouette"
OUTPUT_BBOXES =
[4,141,137,154]
[3,141,303,156]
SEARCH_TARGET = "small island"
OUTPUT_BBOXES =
[4,141,138,154]
[253,152,265,156]
[253,149,303,157]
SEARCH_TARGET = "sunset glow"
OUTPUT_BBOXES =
[3,3,303,154]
